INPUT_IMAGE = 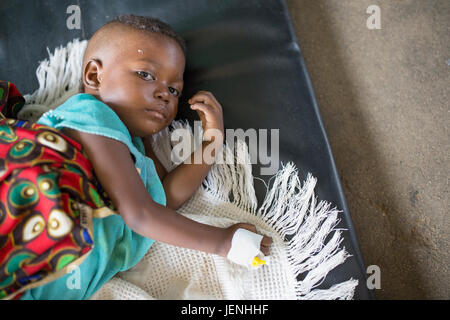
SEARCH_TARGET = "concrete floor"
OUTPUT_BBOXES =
[286,0,449,299]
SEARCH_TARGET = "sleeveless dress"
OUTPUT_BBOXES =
[15,93,166,299]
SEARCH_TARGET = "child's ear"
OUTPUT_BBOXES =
[83,59,103,90]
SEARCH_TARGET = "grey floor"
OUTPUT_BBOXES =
[286,0,449,299]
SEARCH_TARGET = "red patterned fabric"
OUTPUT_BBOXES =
[0,81,25,119]
[0,81,113,299]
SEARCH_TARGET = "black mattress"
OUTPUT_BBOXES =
[0,0,374,299]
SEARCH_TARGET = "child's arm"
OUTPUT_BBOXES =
[143,138,220,210]
[62,128,271,257]
[143,91,225,210]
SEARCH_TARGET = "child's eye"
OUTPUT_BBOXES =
[169,87,180,97]
[137,71,155,81]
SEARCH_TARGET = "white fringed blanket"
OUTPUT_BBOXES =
[18,39,358,300]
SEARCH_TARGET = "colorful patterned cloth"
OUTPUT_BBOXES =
[0,81,25,119]
[0,81,113,299]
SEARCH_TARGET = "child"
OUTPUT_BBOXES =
[3,15,271,299]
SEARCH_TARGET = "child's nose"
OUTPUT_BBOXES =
[154,85,170,102]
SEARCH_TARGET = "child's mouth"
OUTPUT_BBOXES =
[144,108,166,121]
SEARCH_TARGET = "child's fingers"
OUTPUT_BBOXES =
[234,223,272,256]
[260,244,270,256]
[188,91,222,112]
[261,235,273,248]
[190,103,217,121]
[260,236,272,256]
[188,91,216,104]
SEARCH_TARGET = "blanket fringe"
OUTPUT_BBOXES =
[150,121,258,213]
[20,38,359,300]
[300,278,359,300]
[17,38,88,122]
[153,122,358,300]
[255,165,355,297]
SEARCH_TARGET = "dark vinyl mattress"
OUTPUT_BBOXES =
[0,0,374,299]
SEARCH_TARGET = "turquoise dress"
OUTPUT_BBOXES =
[20,93,166,300]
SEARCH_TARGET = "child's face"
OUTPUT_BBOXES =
[90,31,185,137]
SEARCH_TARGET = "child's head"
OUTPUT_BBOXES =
[81,15,186,137]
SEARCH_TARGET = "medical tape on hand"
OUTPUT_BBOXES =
[226,228,264,267]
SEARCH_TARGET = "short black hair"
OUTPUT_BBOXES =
[109,14,187,55]
[79,15,186,92]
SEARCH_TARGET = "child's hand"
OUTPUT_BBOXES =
[219,223,273,258]
[188,91,224,144]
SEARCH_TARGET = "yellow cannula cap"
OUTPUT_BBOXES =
[251,256,266,267]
